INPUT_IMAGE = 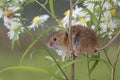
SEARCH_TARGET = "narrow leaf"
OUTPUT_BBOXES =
[49,0,56,19]
[0,66,63,80]
[89,59,99,74]
[85,8,99,28]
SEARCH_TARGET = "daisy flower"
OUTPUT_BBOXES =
[103,1,112,10]
[99,17,117,38]
[72,6,83,18]
[118,2,120,6]
[83,0,95,12]
[27,14,49,30]
[14,0,25,3]
[110,8,117,16]
[60,16,69,28]
[3,6,21,28]
[7,21,24,40]
[0,9,4,19]
[4,16,20,29]
[4,6,21,18]
[59,10,70,28]
[60,6,90,28]
[72,6,90,27]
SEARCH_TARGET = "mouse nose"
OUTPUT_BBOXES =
[46,41,54,48]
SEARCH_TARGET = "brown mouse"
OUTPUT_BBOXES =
[46,25,98,59]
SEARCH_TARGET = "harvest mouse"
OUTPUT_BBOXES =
[46,25,98,60]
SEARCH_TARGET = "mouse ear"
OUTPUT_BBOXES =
[60,30,68,41]
[62,30,68,35]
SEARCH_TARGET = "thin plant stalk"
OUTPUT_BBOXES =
[111,47,120,80]
[87,55,91,80]
[104,49,113,66]
[35,0,59,23]
[68,0,75,80]
[71,52,76,80]
[45,48,69,80]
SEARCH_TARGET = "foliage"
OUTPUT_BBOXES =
[0,0,120,80]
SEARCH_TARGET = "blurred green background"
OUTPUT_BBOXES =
[0,0,120,80]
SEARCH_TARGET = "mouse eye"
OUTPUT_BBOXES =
[53,37,57,41]
[72,30,75,32]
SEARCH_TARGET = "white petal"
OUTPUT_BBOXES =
[103,2,112,9]
[0,9,4,19]
[118,2,120,6]
[27,23,38,31]
[8,6,20,12]
[39,15,49,23]
[7,30,15,40]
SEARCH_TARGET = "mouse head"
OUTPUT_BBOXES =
[46,30,68,50]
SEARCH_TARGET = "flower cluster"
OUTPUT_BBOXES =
[0,0,25,40]
[0,1,49,40]
[56,0,120,60]
[27,15,49,31]
[59,0,120,38]
[59,6,90,28]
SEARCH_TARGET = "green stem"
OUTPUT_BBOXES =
[87,55,91,80]
[19,36,41,65]
[111,47,120,80]
[35,0,59,23]
[45,48,69,80]
[104,49,113,66]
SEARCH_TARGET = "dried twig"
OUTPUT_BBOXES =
[96,30,120,51]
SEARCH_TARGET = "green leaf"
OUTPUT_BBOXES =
[24,0,36,6]
[11,39,15,50]
[45,56,54,62]
[90,57,111,70]
[49,0,56,19]
[89,58,99,74]
[85,8,99,28]
[89,54,100,74]
[0,66,63,80]
[56,58,84,74]
[115,15,120,19]
[43,0,49,6]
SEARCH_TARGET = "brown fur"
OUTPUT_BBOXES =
[47,25,98,56]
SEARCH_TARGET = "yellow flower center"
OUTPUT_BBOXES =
[59,19,64,25]
[12,25,18,31]
[4,9,14,18]
[64,10,70,16]
[110,8,116,16]
[79,18,87,23]
[32,16,40,23]
[106,16,110,23]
